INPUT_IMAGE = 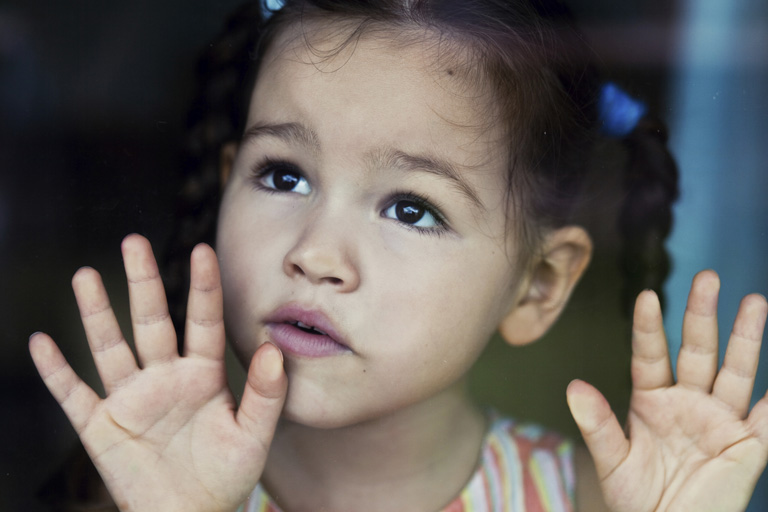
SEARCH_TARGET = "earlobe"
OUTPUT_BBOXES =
[498,226,592,346]
[219,142,239,189]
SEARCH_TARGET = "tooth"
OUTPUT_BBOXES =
[296,321,327,336]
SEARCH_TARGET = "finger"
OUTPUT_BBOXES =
[72,266,139,393]
[677,270,720,392]
[122,234,178,367]
[631,290,673,390]
[237,342,287,445]
[566,379,629,480]
[29,333,102,434]
[183,244,225,361]
[712,294,767,417]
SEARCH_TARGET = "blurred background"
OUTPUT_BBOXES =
[1,0,766,510]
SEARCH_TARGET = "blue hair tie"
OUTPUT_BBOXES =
[262,0,286,20]
[598,82,647,137]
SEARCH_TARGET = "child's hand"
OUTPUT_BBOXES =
[29,234,287,512]
[567,270,768,512]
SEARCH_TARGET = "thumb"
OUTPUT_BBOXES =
[237,342,288,442]
[566,379,629,480]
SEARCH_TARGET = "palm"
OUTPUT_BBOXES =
[568,270,768,512]
[30,235,287,512]
[612,385,766,511]
[81,359,254,511]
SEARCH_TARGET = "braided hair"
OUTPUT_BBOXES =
[164,2,265,334]
[164,0,679,334]
[619,116,679,312]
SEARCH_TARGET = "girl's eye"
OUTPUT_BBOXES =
[382,196,446,232]
[258,164,311,195]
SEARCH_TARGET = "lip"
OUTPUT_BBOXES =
[264,304,352,358]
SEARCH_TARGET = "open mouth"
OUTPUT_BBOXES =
[291,321,328,336]
[265,304,351,357]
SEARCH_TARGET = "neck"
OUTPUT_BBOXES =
[262,380,487,512]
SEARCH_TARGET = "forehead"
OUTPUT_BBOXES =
[251,19,506,168]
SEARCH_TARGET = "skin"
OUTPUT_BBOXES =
[570,275,768,512]
[215,27,551,510]
[218,26,541,430]
[29,21,768,512]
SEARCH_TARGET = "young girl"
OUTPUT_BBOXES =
[29,0,768,510]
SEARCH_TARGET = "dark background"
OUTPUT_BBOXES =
[2,1,766,510]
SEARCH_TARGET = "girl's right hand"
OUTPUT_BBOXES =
[29,234,287,512]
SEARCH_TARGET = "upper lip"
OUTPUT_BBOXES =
[264,304,350,348]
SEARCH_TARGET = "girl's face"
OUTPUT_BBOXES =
[217,24,527,428]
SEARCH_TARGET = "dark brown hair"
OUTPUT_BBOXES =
[164,0,678,333]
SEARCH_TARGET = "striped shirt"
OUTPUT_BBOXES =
[241,415,575,512]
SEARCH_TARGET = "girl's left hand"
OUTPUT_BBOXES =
[568,270,768,512]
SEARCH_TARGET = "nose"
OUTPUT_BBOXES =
[282,215,360,292]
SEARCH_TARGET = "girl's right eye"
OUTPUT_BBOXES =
[255,162,311,195]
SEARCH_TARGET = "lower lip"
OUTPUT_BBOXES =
[267,323,351,358]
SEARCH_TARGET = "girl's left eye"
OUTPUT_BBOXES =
[382,197,445,232]
[258,164,311,195]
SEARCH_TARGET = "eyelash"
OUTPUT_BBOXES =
[383,191,450,237]
[249,158,305,194]
[249,158,451,236]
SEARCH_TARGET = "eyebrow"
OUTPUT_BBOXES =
[374,149,484,211]
[241,121,484,211]
[241,122,321,155]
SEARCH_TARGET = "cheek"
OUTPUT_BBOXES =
[372,246,516,359]
[216,195,292,350]
[217,215,262,302]
[217,189,292,283]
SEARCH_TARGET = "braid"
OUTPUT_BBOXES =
[618,115,679,314]
[164,1,264,338]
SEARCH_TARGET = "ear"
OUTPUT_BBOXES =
[498,226,592,346]
[219,141,239,189]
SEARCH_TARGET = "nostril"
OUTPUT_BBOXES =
[284,246,357,289]
[289,262,343,286]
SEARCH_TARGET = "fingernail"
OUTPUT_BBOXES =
[264,341,283,363]
[259,342,284,380]
[566,391,594,429]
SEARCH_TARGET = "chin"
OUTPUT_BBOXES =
[279,390,404,431]
[279,400,357,430]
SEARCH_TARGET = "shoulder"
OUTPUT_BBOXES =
[479,415,611,511]
[487,416,574,475]
[470,415,576,510]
